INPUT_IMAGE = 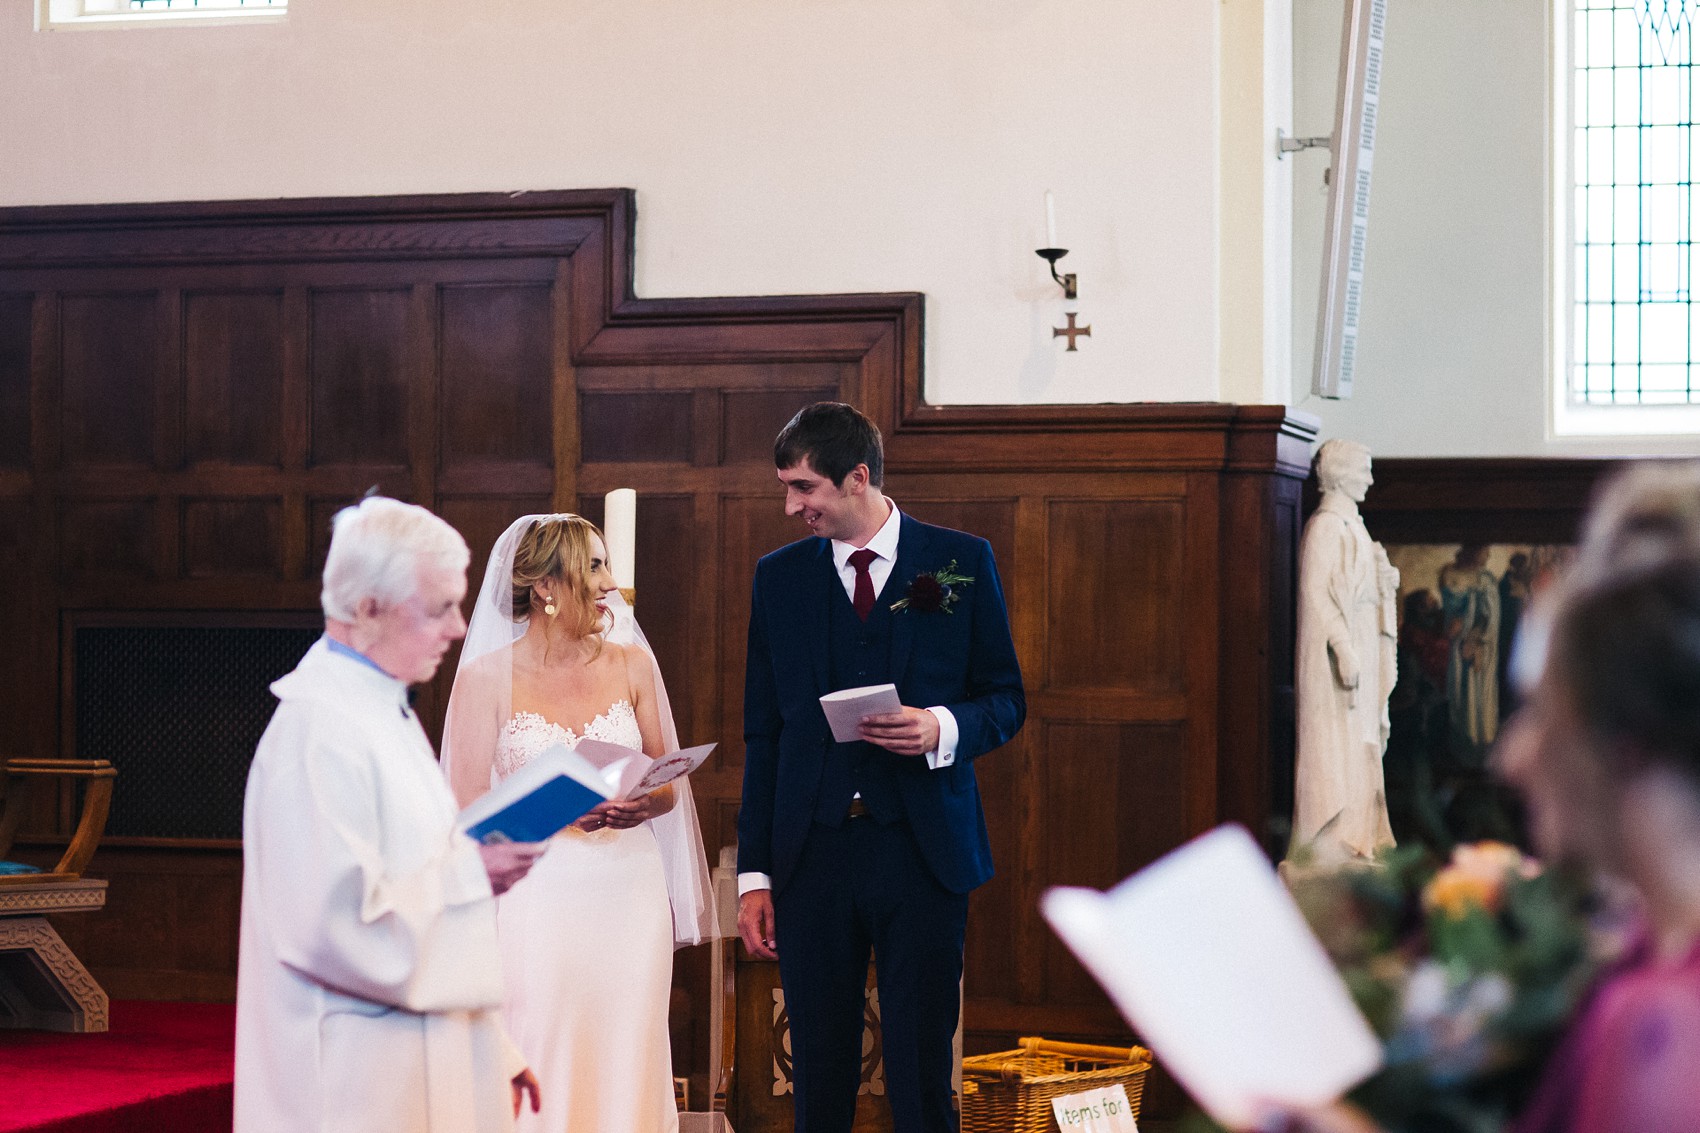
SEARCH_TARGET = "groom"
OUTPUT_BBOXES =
[737,402,1025,1133]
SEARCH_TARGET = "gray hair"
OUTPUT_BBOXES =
[320,497,470,622]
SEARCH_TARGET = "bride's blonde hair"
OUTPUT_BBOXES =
[511,515,608,651]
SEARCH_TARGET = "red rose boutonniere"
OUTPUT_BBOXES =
[891,560,975,614]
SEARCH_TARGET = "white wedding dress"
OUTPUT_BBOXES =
[495,701,679,1133]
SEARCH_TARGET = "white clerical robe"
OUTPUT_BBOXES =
[235,639,526,1133]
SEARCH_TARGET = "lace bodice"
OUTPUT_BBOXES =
[495,699,641,780]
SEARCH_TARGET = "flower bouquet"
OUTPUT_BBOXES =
[1180,842,1601,1133]
[1295,843,1599,1133]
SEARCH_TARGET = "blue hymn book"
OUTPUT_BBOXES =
[457,743,626,845]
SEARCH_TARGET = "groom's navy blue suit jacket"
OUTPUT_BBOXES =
[739,513,1025,895]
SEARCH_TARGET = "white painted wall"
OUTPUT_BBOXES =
[1221,0,1296,407]
[1,0,1224,406]
[1292,0,1700,456]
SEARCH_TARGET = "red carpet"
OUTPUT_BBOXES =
[0,1000,234,1133]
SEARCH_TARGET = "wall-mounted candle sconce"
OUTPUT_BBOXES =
[1035,247,1077,300]
[1036,190,1078,299]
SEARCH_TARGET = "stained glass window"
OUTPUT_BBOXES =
[1570,1,1697,406]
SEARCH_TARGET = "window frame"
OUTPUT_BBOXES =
[37,0,286,31]
[1550,0,1700,440]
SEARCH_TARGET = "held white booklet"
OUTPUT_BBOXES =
[819,683,903,743]
[571,738,717,800]
[1040,824,1382,1129]
[457,743,624,845]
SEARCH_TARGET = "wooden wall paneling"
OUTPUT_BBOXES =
[23,292,58,760]
[438,283,554,469]
[180,498,284,579]
[58,292,157,468]
[407,283,438,510]
[1180,473,1223,840]
[0,495,35,760]
[720,384,844,464]
[1039,721,1190,1006]
[0,293,36,757]
[1045,496,1187,694]
[552,261,581,511]
[1217,471,1304,853]
[307,287,411,467]
[960,722,1025,1006]
[154,286,184,476]
[183,290,285,469]
[579,391,694,463]
[280,286,311,581]
[688,489,734,836]
[58,497,155,579]
[0,293,31,468]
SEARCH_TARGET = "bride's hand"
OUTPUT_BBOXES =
[597,789,668,829]
[574,803,617,832]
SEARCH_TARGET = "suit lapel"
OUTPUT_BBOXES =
[887,516,924,688]
[805,538,835,697]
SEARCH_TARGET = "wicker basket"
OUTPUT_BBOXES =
[961,1037,1154,1133]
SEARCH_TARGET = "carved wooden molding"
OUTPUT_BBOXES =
[0,915,109,1031]
[0,878,106,914]
[766,986,886,1099]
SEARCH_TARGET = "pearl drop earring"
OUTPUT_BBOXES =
[543,596,558,618]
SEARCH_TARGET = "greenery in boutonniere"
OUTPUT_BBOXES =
[1180,842,1603,1133]
[891,560,974,614]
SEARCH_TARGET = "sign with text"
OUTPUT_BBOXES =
[1050,1084,1138,1133]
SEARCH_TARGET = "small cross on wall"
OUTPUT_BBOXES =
[1053,311,1091,351]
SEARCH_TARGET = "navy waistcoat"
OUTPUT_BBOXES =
[816,576,903,824]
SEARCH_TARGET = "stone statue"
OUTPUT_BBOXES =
[1289,439,1399,862]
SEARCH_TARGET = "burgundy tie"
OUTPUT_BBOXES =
[848,548,878,621]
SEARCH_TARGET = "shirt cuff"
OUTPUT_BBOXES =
[924,706,959,770]
[737,871,772,896]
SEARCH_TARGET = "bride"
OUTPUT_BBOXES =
[442,513,715,1133]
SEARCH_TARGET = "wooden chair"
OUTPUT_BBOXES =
[0,758,117,1032]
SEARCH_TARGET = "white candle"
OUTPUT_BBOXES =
[1044,190,1057,248]
[603,488,637,590]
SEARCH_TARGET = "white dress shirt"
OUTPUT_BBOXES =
[739,500,960,897]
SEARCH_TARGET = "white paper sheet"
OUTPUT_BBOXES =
[1041,824,1382,1129]
[818,683,903,743]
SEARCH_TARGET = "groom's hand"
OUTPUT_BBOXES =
[858,707,939,757]
[738,890,779,959]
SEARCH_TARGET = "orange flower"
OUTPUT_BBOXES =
[1422,842,1538,919]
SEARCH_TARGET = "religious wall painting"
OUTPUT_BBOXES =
[1381,543,1570,854]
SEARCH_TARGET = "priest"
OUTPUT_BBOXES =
[235,496,546,1132]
